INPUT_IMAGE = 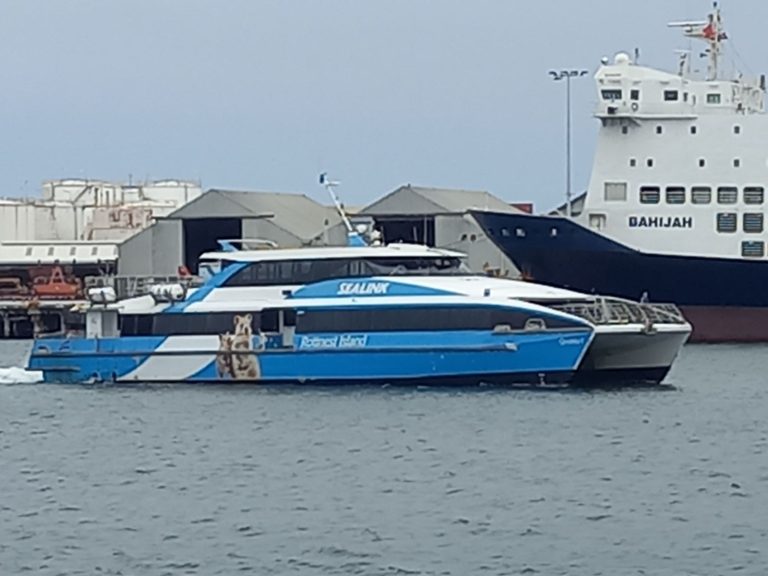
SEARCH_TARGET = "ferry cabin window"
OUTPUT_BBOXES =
[743,213,764,234]
[655,126,663,135]
[604,182,627,202]
[629,158,637,167]
[733,158,741,168]
[646,158,654,168]
[295,306,578,333]
[717,187,738,204]
[120,312,257,336]
[663,90,679,102]
[744,187,765,205]
[698,158,706,168]
[707,93,721,104]
[630,89,640,101]
[716,213,737,233]
[734,125,741,135]
[742,241,765,258]
[601,89,622,101]
[690,126,697,135]
[691,186,712,204]
[639,186,660,204]
[665,187,685,205]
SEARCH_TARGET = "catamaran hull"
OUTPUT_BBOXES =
[574,327,690,386]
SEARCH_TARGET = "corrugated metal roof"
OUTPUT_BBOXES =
[169,189,342,242]
[363,185,522,215]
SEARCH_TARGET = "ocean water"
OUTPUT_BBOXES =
[1,341,767,576]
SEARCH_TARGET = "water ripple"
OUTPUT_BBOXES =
[1,343,767,574]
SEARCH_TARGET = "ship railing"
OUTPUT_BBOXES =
[552,297,687,327]
[84,275,203,300]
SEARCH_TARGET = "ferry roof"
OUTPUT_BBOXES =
[199,243,466,263]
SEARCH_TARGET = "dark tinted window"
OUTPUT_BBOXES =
[121,312,262,336]
[296,306,577,333]
[223,257,468,287]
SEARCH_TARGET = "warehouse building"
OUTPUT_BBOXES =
[361,184,525,277]
[118,189,345,275]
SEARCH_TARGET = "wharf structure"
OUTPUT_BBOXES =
[0,179,201,338]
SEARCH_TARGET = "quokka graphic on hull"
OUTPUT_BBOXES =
[216,313,263,380]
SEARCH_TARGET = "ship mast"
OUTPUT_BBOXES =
[668,2,726,81]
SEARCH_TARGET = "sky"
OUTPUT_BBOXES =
[0,0,766,210]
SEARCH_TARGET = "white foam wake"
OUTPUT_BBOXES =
[0,366,43,384]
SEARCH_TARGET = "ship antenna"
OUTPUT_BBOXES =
[668,1,727,81]
[319,172,367,246]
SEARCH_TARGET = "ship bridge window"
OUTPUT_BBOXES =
[716,213,737,233]
[665,187,686,204]
[664,90,679,101]
[707,93,722,104]
[743,213,764,233]
[691,186,712,204]
[223,257,469,287]
[604,182,627,202]
[601,89,622,101]
[742,241,765,258]
[717,186,738,204]
[744,187,764,205]
[639,186,660,204]
[630,89,640,101]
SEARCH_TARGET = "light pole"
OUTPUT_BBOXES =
[548,69,588,217]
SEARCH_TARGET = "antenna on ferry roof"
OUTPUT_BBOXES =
[319,172,367,247]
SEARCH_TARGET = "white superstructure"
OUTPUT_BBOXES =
[577,5,768,260]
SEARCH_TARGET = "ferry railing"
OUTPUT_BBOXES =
[84,275,204,300]
[552,297,687,327]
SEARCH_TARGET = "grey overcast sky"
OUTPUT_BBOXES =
[0,0,765,209]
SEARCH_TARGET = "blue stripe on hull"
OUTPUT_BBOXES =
[471,211,768,307]
[29,330,591,385]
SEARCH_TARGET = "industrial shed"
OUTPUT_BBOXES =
[361,184,524,276]
[118,189,345,276]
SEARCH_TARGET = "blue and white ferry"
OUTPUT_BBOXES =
[28,274,595,386]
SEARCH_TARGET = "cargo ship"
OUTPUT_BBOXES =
[472,5,768,342]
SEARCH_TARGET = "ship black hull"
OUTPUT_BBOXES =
[472,211,768,342]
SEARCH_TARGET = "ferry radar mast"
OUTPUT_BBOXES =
[319,172,369,247]
[668,2,727,81]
